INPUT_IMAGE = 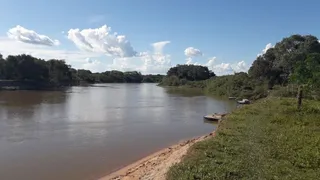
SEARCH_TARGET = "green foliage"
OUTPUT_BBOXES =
[290,53,320,88]
[141,74,165,83]
[269,85,298,98]
[161,72,268,100]
[160,76,181,86]
[167,98,320,180]
[204,72,266,99]
[249,35,320,87]
[167,64,215,81]
[0,54,164,87]
[2,54,71,86]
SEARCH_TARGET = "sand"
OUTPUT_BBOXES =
[99,132,215,180]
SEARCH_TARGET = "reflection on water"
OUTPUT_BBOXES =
[164,87,204,97]
[203,119,220,125]
[0,84,236,180]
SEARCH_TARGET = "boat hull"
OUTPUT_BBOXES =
[203,115,220,121]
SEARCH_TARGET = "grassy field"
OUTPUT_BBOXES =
[167,98,320,180]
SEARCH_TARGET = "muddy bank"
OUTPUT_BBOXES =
[100,132,216,180]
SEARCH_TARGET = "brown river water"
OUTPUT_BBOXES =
[0,83,236,180]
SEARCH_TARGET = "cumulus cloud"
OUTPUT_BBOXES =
[67,25,137,57]
[184,47,202,57]
[7,25,60,46]
[139,54,171,74]
[152,41,170,54]
[205,57,217,67]
[138,41,171,74]
[257,43,273,56]
[103,40,171,74]
[212,63,234,75]
[185,57,192,65]
[233,61,248,72]
[0,35,172,74]
[184,47,202,64]
[203,58,249,76]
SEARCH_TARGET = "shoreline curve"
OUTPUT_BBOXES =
[99,131,216,180]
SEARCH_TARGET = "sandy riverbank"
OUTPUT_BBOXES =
[99,131,216,180]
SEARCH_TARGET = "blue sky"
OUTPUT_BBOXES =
[0,0,320,74]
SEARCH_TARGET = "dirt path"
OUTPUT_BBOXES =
[99,132,215,180]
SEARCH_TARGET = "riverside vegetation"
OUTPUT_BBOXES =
[0,54,163,89]
[160,34,320,102]
[163,34,320,179]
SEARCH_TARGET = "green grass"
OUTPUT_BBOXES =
[167,98,320,180]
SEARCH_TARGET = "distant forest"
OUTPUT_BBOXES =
[0,54,164,86]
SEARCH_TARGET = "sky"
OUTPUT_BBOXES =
[0,0,320,75]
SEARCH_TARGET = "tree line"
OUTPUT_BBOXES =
[0,54,164,87]
[161,34,320,106]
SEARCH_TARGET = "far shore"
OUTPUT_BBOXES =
[99,131,216,180]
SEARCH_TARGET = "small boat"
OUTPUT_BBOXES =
[203,113,228,121]
[237,99,250,104]
[228,96,237,100]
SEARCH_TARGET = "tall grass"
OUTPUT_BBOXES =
[167,98,320,180]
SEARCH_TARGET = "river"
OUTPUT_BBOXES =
[0,83,236,180]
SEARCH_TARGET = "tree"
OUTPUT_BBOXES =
[249,35,320,88]
[0,54,5,79]
[142,74,164,83]
[47,59,72,85]
[77,69,95,83]
[15,55,48,81]
[290,53,320,110]
[123,71,143,83]
[0,53,165,86]
[166,64,214,81]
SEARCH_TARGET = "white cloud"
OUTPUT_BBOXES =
[184,47,202,57]
[233,61,248,72]
[203,58,249,76]
[139,41,171,74]
[67,25,137,57]
[3,25,172,74]
[211,63,234,75]
[140,54,171,74]
[185,58,201,65]
[82,58,107,72]
[257,43,273,56]
[0,36,172,74]
[97,40,171,74]
[152,41,170,54]
[119,44,172,73]
[205,57,216,67]
[7,25,60,46]
[0,37,101,65]
[186,57,193,65]
[184,47,202,65]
